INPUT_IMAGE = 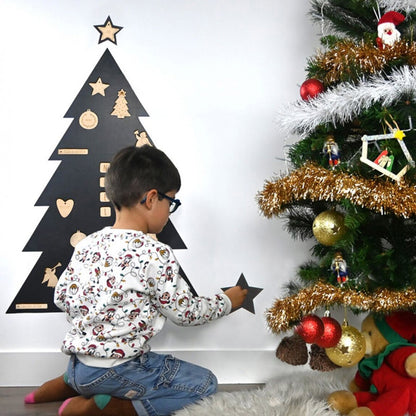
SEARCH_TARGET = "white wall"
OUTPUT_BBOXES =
[0,0,322,385]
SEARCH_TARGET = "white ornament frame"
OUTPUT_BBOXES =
[360,129,415,182]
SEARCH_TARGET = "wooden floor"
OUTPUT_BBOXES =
[0,385,261,415]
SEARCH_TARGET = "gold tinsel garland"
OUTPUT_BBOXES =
[266,281,416,334]
[315,39,416,85]
[257,163,416,218]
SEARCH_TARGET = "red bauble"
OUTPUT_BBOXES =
[300,79,324,101]
[295,314,324,343]
[316,316,342,348]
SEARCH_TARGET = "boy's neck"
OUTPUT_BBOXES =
[112,207,148,233]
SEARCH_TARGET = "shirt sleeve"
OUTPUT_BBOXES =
[152,250,232,326]
[54,264,69,312]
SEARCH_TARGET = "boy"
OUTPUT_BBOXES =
[25,145,247,416]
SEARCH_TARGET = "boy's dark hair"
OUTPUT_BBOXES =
[105,145,181,210]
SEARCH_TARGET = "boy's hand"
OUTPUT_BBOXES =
[224,286,248,310]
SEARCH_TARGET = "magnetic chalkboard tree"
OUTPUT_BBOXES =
[8,47,195,313]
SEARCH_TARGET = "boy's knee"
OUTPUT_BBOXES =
[203,372,218,397]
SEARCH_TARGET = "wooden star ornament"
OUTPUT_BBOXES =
[94,16,123,45]
[89,77,110,96]
[222,273,263,314]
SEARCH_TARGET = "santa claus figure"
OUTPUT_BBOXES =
[377,11,405,49]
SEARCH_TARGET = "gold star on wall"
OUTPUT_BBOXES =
[94,16,123,45]
[89,77,110,96]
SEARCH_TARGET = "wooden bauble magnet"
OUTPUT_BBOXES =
[79,109,98,129]
[56,199,74,218]
[134,130,152,147]
[70,230,87,247]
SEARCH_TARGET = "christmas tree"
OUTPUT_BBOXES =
[257,0,416,368]
[8,45,196,314]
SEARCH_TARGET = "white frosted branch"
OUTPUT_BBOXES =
[276,66,416,137]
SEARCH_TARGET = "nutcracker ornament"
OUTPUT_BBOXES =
[331,252,349,285]
[323,136,340,167]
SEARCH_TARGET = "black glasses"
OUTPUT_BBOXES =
[140,191,181,214]
[157,191,181,214]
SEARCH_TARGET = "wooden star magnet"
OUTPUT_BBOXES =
[222,273,263,314]
[94,16,123,45]
[89,77,109,96]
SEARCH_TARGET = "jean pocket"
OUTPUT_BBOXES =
[155,355,180,389]
[76,369,117,396]
[77,367,147,399]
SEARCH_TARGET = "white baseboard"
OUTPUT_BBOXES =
[0,350,288,386]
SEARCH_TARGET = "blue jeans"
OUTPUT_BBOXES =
[65,352,218,416]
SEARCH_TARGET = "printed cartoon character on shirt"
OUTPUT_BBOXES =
[118,253,139,281]
[157,247,170,263]
[109,289,125,304]
[111,349,125,359]
[165,266,174,282]
[94,267,101,281]
[159,292,171,305]
[147,278,156,294]
[176,293,190,311]
[184,310,197,324]
[56,288,67,305]
[104,308,117,321]
[129,237,144,251]
[106,276,116,289]
[79,305,89,317]
[75,248,89,263]
[91,252,101,263]
[83,283,96,296]
[65,344,76,354]
[69,283,79,295]
[119,254,133,270]
[86,344,98,356]
[92,324,104,336]
[104,256,114,268]
[127,308,141,321]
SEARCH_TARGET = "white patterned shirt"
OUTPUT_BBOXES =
[54,227,231,366]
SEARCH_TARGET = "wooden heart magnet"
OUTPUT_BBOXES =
[56,199,74,218]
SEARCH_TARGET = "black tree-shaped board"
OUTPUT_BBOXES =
[7,49,196,313]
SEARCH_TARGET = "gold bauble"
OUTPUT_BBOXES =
[325,324,366,367]
[312,210,346,246]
